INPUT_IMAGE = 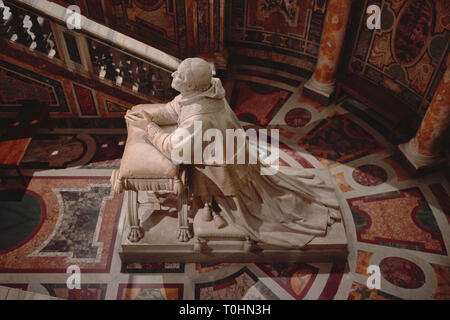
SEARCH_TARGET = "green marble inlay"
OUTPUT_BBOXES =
[414,203,442,237]
[0,192,42,251]
[351,210,369,231]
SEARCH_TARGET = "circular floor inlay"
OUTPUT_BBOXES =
[0,191,43,252]
[380,257,425,289]
[352,164,388,186]
[285,108,312,128]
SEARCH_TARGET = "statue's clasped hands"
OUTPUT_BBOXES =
[125,110,153,130]
[125,110,160,139]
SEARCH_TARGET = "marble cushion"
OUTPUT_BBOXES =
[193,210,247,239]
[119,122,178,180]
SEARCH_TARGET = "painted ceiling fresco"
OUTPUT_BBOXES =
[350,0,449,117]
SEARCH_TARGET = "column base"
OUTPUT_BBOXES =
[302,77,335,106]
[395,142,447,176]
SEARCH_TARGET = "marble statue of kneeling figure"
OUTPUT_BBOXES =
[125,57,342,248]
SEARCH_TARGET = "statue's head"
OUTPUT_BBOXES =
[171,58,212,93]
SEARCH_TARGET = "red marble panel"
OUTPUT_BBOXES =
[348,188,447,255]
[73,84,98,116]
[379,257,425,289]
[230,80,292,126]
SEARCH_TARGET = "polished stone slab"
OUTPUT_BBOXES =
[119,196,348,264]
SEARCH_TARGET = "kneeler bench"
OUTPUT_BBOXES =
[110,121,191,243]
[193,211,255,253]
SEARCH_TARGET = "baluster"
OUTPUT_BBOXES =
[98,50,107,78]
[1,3,174,101]
[32,16,44,51]
[133,62,143,92]
[139,65,152,95]
[22,15,36,49]
[104,52,115,81]
[46,32,56,58]
[115,58,123,86]
[98,65,105,79]
[122,59,133,88]
[99,50,110,79]
[7,11,21,42]
[89,41,103,76]
[0,0,12,25]
[33,16,52,56]
[146,67,154,95]
[31,15,47,52]
[152,70,164,99]
[14,14,26,44]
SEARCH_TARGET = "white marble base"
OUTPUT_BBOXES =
[119,201,348,264]
[398,141,446,170]
[302,77,336,105]
[304,77,335,98]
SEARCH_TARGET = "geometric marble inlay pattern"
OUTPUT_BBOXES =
[0,59,69,113]
[355,250,374,276]
[0,67,448,301]
[347,282,402,300]
[0,178,123,273]
[298,113,384,168]
[318,263,346,300]
[379,257,425,289]
[21,133,126,170]
[0,191,44,253]
[230,81,291,126]
[256,263,319,300]
[34,185,113,261]
[429,184,450,224]
[352,165,388,186]
[333,172,355,192]
[22,135,87,168]
[195,267,278,300]
[348,188,447,255]
[431,264,450,300]
[117,284,184,300]
[279,142,315,169]
[81,135,127,169]
[42,283,107,300]
[284,108,312,128]
[73,83,98,117]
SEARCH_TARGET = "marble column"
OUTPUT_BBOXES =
[303,0,353,105]
[398,69,450,173]
[187,0,228,75]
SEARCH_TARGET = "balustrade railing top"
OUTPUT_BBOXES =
[15,0,181,72]
[0,0,181,102]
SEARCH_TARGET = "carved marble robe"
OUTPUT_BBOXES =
[132,78,341,248]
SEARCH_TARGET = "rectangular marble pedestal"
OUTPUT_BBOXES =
[119,204,348,264]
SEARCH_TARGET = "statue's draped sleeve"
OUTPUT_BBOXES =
[145,108,199,161]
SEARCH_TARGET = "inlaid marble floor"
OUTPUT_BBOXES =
[0,69,448,300]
